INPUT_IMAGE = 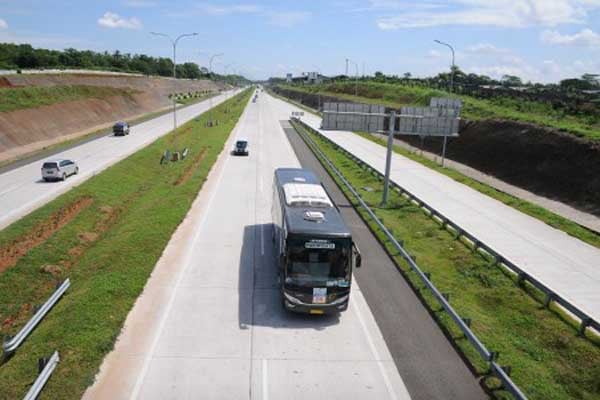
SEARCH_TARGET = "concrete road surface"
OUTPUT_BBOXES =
[0,90,240,230]
[84,93,413,399]
[268,94,600,326]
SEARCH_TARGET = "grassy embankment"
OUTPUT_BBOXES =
[274,86,600,249]
[0,85,138,112]
[281,82,600,141]
[0,88,252,399]
[291,120,600,400]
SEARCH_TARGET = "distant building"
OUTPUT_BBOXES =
[286,73,292,83]
[288,71,326,85]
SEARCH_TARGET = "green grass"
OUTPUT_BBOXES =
[0,88,252,399]
[291,120,600,400]
[0,85,137,112]
[280,82,600,141]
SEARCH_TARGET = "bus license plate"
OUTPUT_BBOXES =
[313,288,327,304]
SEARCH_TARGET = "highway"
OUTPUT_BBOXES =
[269,95,600,326]
[83,92,487,399]
[0,90,239,230]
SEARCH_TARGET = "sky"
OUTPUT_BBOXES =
[0,0,599,83]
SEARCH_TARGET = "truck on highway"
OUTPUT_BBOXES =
[272,168,361,314]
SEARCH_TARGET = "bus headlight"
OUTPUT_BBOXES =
[330,295,349,305]
[284,292,303,305]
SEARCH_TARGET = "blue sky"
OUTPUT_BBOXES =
[1,0,599,82]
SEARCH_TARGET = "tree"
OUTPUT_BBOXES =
[403,72,412,79]
[501,74,523,87]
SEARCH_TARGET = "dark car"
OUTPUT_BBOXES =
[113,121,130,136]
[232,139,249,156]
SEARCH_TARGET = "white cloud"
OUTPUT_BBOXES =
[376,0,600,29]
[97,12,142,29]
[0,18,7,29]
[426,49,442,58]
[466,43,508,55]
[541,28,600,48]
[196,3,261,15]
[267,11,310,27]
[124,0,157,7]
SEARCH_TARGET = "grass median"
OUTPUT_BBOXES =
[0,88,252,399]
[291,120,600,400]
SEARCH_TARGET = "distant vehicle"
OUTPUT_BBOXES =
[232,139,249,156]
[113,121,130,136]
[41,159,79,182]
[272,168,362,314]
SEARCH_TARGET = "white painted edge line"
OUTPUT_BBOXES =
[262,358,269,400]
[350,293,402,400]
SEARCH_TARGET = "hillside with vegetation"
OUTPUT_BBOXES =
[277,76,600,141]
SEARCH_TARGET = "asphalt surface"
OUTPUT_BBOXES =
[84,92,412,399]
[0,90,239,230]
[282,120,486,400]
[268,96,600,328]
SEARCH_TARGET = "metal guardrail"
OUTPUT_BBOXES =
[3,279,70,355]
[23,351,60,400]
[294,117,599,336]
[291,118,528,399]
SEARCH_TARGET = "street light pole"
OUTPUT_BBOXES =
[207,52,223,126]
[434,39,455,93]
[312,64,322,111]
[347,58,359,97]
[150,31,198,142]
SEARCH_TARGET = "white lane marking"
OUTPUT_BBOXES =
[262,359,269,400]
[128,98,245,400]
[0,183,20,197]
[351,295,400,400]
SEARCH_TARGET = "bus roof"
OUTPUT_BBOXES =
[275,168,351,238]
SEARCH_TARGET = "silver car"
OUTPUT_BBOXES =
[41,159,79,182]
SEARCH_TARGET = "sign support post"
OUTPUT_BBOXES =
[442,135,448,167]
[382,111,396,206]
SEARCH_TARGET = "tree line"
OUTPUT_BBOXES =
[0,43,247,84]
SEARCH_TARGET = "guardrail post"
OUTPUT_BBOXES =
[23,351,59,400]
[543,293,554,308]
[579,318,591,336]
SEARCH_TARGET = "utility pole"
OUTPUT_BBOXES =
[347,59,359,97]
[345,58,349,76]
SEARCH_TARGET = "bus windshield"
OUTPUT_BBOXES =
[286,238,350,286]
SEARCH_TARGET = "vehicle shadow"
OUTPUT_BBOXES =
[238,223,340,330]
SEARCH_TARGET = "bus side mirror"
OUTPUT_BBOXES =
[353,242,362,268]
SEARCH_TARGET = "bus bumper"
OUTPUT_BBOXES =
[283,293,349,314]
